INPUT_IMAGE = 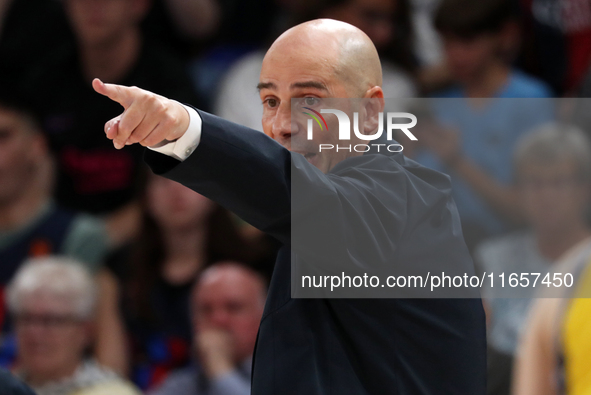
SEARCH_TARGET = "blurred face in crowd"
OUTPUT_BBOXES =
[193,265,266,363]
[322,0,397,50]
[442,32,503,84]
[15,292,90,384]
[146,175,216,232]
[440,20,520,85]
[0,106,45,207]
[258,19,384,174]
[518,160,590,234]
[64,0,148,47]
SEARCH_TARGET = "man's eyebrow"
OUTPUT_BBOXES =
[290,81,328,91]
[257,82,277,91]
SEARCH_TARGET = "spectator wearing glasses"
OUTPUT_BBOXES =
[0,90,123,372]
[8,256,140,395]
[475,123,591,395]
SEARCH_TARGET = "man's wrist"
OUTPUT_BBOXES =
[169,101,191,142]
[148,103,202,161]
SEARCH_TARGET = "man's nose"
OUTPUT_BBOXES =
[271,104,297,147]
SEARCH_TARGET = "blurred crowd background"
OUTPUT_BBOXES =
[1,0,591,394]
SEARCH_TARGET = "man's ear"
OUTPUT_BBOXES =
[361,86,384,135]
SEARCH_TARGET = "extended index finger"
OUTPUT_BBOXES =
[92,78,135,109]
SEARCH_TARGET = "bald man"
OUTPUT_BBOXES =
[93,19,486,395]
[150,263,265,395]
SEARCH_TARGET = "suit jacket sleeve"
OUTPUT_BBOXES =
[144,109,292,245]
[144,109,463,277]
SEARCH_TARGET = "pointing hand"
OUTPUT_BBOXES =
[92,78,190,149]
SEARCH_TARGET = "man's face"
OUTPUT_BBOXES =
[518,160,590,233]
[194,272,264,363]
[65,0,146,47]
[15,293,89,381]
[258,42,367,173]
[442,33,500,84]
[0,108,42,206]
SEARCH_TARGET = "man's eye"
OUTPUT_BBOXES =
[304,97,319,106]
[266,98,278,108]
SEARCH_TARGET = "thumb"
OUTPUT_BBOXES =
[92,78,132,108]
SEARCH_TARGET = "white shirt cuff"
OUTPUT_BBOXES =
[148,103,202,161]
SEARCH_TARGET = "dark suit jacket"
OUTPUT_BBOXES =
[145,110,487,394]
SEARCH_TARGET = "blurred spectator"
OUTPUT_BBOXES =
[213,51,266,131]
[518,0,591,95]
[108,175,273,390]
[8,257,140,395]
[0,92,105,360]
[513,238,591,395]
[215,0,417,131]
[0,92,107,271]
[475,123,591,395]
[418,0,523,93]
[412,0,554,248]
[148,262,265,395]
[432,0,549,99]
[0,91,128,375]
[23,0,201,248]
